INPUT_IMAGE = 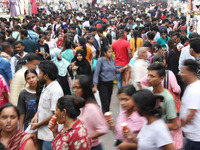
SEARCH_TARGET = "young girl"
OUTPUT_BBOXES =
[73,75,108,150]
[131,90,175,150]
[17,69,39,130]
[44,31,57,52]
[56,33,63,49]
[156,29,170,49]
[106,85,146,150]
[93,46,127,112]
[36,34,50,60]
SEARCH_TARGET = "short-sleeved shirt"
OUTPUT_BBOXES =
[115,110,145,141]
[112,39,131,66]
[137,119,173,150]
[22,38,38,53]
[180,80,200,141]
[149,88,177,123]
[52,120,92,150]
[0,57,12,87]
[17,88,37,128]
[37,80,64,141]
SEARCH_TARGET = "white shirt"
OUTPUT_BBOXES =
[178,45,195,71]
[10,52,28,76]
[180,80,200,141]
[131,59,148,90]
[37,80,64,141]
[154,32,160,41]
[137,119,173,150]
[44,39,57,53]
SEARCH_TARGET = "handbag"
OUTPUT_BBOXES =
[164,70,181,113]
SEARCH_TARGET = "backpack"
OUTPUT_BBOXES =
[14,54,26,73]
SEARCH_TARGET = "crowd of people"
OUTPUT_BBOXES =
[0,1,200,150]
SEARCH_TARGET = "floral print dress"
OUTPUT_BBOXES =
[52,120,92,150]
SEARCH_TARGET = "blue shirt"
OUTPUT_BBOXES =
[28,30,39,43]
[22,38,38,53]
[93,57,119,85]
[0,57,12,87]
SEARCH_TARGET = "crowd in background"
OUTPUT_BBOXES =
[0,1,200,150]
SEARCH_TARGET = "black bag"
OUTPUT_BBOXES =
[14,54,26,72]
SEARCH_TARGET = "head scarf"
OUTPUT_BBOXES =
[71,50,91,75]
[51,48,70,76]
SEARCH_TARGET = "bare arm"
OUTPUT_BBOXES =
[166,118,178,130]
[19,114,25,130]
[24,139,36,150]
[181,109,197,127]
[128,49,132,59]
[90,131,105,139]
[161,143,176,150]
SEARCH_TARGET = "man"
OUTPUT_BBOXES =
[112,29,132,89]
[27,23,39,43]
[126,17,135,29]
[97,28,109,57]
[171,32,184,52]
[20,29,38,53]
[178,32,198,71]
[53,17,63,32]
[31,60,64,150]
[0,53,12,88]
[147,63,178,130]
[10,25,21,41]
[10,41,28,75]
[158,18,169,33]
[9,54,40,106]
[0,42,13,61]
[189,37,200,79]
[132,18,144,30]
[82,17,90,35]
[131,47,148,90]
[152,25,160,41]
[179,59,200,149]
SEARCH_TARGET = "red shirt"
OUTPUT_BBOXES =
[52,120,92,150]
[57,40,63,48]
[112,39,130,66]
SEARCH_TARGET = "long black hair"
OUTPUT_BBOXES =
[77,75,96,103]
[24,69,42,104]
[118,84,136,96]
[133,30,138,49]
[132,89,163,118]
[79,37,87,56]
[0,104,20,119]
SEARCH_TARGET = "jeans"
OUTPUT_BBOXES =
[116,66,125,90]
[185,139,200,150]
[91,144,103,150]
[41,140,52,150]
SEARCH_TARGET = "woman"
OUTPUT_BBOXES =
[131,90,175,150]
[0,104,36,150]
[44,31,57,53]
[0,75,9,107]
[149,43,162,64]
[56,33,63,49]
[86,35,97,60]
[75,37,93,63]
[48,95,92,150]
[70,50,92,78]
[93,46,127,112]
[51,48,71,95]
[62,38,75,63]
[73,75,109,150]
[17,69,39,130]
[106,85,146,150]
[36,34,50,60]
[157,29,170,49]
[130,30,143,55]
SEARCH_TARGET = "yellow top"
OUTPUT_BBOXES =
[130,38,143,55]
[75,46,93,63]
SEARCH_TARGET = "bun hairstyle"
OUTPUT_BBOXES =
[132,89,163,118]
[57,95,85,119]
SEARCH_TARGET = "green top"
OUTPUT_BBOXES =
[148,87,177,123]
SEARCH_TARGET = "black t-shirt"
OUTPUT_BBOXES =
[37,43,50,59]
[100,36,109,56]
[17,89,38,129]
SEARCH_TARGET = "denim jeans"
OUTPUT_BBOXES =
[91,144,103,150]
[185,139,200,150]
[42,140,52,150]
[116,66,125,90]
